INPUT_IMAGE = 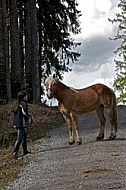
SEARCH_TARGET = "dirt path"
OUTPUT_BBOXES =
[6,106,126,190]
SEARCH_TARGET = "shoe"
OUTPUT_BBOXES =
[13,154,18,159]
[23,151,31,155]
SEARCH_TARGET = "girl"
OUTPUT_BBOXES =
[13,91,31,159]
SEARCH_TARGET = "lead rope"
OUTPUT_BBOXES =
[40,100,52,125]
[28,100,52,130]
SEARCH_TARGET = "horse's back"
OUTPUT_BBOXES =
[78,83,111,92]
[79,83,115,98]
[73,83,116,111]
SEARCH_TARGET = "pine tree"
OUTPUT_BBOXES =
[0,0,11,101]
[10,0,21,98]
[37,0,81,79]
[29,0,40,101]
[109,0,126,104]
[0,0,5,99]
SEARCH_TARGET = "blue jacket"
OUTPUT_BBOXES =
[13,100,29,129]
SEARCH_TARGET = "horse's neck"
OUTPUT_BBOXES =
[55,81,68,102]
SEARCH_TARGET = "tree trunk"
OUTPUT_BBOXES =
[29,0,40,102]
[2,0,11,102]
[24,1,32,100]
[18,0,24,90]
[10,0,21,99]
[0,0,6,99]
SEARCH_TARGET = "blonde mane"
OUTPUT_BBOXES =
[69,87,78,93]
[45,76,57,85]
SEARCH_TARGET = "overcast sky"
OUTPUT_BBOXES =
[63,0,120,89]
[46,0,120,105]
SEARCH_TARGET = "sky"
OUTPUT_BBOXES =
[63,0,120,88]
[46,0,120,106]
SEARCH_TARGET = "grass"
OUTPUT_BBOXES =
[0,103,64,190]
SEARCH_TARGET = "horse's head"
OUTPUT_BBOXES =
[44,74,57,99]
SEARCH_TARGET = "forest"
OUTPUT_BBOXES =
[0,0,81,102]
[0,0,125,104]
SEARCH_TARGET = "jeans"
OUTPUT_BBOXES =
[13,127,28,155]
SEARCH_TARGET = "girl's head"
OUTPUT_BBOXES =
[13,92,28,112]
[18,92,28,102]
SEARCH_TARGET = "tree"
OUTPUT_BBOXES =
[0,0,5,99]
[37,0,81,79]
[24,1,33,100]
[109,0,126,104]
[10,0,22,98]
[2,0,11,101]
[29,0,40,101]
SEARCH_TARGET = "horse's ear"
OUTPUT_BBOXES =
[43,74,48,82]
[53,74,56,79]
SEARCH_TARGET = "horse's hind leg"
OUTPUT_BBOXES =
[106,106,117,140]
[96,104,106,140]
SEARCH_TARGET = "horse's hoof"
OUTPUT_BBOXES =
[109,134,117,140]
[96,136,104,141]
[76,138,82,145]
[68,140,75,145]
[76,141,82,145]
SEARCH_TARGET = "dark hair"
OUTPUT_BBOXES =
[13,91,27,112]
[17,92,27,101]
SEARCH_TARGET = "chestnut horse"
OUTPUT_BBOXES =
[45,75,117,145]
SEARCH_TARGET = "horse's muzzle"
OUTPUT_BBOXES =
[47,89,53,99]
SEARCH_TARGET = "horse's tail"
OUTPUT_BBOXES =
[112,91,118,132]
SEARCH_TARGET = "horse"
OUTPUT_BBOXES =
[45,74,117,145]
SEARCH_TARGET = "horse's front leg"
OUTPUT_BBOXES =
[70,113,82,145]
[62,112,75,145]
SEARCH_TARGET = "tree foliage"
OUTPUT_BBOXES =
[109,0,126,104]
[38,0,81,79]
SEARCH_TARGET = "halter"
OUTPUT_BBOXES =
[45,76,57,99]
[46,87,55,99]
[46,87,53,92]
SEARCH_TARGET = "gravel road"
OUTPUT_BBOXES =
[6,106,126,190]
